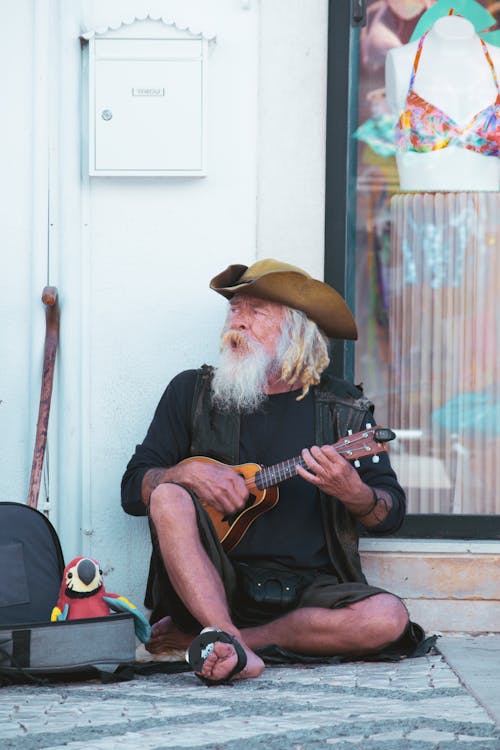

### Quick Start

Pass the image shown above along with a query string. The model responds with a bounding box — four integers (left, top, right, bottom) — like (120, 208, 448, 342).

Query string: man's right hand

(176, 459, 249, 514)
(144, 461, 249, 516)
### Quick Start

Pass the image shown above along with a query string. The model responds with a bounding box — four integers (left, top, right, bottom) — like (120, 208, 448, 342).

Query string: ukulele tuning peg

(354, 459, 360, 468)
(366, 423, 372, 429)
(372, 455, 380, 463)
(347, 429, 352, 435)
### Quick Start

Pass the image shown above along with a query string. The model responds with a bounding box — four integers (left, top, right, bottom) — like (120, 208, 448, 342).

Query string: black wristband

(357, 488, 378, 518)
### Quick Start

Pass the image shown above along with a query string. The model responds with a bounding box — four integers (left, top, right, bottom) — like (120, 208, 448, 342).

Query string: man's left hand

(297, 445, 374, 515)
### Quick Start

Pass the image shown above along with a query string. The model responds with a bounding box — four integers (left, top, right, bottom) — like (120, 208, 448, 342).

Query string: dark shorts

(146, 486, 426, 658)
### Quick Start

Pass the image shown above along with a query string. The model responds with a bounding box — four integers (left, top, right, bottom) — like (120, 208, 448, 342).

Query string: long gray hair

(277, 307, 330, 399)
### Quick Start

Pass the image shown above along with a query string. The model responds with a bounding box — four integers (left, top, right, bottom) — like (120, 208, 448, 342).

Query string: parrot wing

(103, 595, 151, 644)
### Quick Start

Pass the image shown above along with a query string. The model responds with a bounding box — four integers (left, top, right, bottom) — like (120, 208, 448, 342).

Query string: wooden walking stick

(27, 286, 59, 510)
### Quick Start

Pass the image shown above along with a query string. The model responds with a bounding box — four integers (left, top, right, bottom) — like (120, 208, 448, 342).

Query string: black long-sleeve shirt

(121, 369, 406, 569)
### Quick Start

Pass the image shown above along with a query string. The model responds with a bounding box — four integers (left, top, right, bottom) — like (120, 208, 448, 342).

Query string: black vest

(189, 366, 375, 583)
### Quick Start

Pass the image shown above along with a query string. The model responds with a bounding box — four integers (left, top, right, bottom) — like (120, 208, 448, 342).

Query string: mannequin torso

(385, 15, 500, 191)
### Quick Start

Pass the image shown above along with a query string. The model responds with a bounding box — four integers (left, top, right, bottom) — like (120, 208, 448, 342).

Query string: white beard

(211, 330, 275, 413)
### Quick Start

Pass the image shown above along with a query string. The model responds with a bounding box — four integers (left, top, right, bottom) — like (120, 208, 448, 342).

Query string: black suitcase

(0, 502, 136, 683)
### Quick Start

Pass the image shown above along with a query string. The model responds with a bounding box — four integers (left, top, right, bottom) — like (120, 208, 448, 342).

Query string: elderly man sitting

(121, 259, 424, 685)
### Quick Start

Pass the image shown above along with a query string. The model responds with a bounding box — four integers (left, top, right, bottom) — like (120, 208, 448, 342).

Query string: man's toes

(201, 643, 237, 679)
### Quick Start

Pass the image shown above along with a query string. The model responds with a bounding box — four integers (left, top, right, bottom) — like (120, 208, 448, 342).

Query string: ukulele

(180, 426, 396, 552)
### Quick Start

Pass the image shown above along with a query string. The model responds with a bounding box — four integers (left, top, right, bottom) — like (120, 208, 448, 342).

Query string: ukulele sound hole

(245, 493, 257, 509)
(222, 494, 257, 524)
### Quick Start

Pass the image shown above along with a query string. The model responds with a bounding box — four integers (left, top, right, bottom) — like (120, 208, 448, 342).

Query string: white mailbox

(81, 18, 215, 176)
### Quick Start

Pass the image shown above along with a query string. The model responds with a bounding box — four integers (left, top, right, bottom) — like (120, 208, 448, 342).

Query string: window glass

(351, 0, 500, 515)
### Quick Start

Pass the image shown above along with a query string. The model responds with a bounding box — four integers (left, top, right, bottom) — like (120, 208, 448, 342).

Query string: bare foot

(146, 616, 192, 654)
(197, 638, 264, 683)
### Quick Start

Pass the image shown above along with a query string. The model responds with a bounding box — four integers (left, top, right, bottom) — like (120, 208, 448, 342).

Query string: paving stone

(364, 731, 406, 741)
(406, 728, 456, 741)
(1, 651, 499, 750)
(326, 737, 365, 745)
(456, 735, 500, 743)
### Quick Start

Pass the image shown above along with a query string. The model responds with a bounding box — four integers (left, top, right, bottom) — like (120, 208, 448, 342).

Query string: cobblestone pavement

(1, 648, 500, 750)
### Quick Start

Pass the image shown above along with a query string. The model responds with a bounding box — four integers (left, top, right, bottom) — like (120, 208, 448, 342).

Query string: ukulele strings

(244, 430, 379, 489)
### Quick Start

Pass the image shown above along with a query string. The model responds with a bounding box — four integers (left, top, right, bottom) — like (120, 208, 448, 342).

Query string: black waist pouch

(234, 562, 315, 612)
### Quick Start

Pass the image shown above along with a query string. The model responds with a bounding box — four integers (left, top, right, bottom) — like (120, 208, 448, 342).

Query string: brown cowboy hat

(210, 258, 358, 340)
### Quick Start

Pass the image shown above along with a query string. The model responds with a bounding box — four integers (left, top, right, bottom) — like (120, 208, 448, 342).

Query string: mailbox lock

(101, 109, 113, 121)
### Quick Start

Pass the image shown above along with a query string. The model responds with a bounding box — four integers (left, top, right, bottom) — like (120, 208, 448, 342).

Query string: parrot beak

(77, 558, 98, 586)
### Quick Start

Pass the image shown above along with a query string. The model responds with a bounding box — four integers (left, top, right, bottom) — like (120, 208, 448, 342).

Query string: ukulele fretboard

(255, 457, 306, 491)
(253, 428, 393, 492)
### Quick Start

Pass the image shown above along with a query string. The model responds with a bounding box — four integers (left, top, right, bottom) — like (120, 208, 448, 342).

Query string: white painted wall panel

(257, 0, 328, 278)
(0, 0, 38, 506)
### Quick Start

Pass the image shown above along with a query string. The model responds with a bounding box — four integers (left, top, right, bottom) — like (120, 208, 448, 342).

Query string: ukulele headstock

(335, 425, 396, 466)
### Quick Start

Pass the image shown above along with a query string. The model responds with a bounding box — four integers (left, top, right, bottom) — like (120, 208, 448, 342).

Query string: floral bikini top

(395, 32, 500, 156)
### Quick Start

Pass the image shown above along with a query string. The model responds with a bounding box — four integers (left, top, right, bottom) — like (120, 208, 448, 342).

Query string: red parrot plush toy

(51, 556, 151, 643)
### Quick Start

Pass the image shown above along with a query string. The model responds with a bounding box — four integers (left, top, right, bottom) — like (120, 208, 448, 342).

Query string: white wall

(257, 1, 328, 272)
(0, 0, 328, 613)
(0, 0, 38, 508)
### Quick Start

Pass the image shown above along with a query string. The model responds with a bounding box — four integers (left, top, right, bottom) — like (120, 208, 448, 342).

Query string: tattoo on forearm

(142, 468, 169, 505)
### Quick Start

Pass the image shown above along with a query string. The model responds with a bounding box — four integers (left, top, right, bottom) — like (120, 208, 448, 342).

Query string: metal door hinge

(351, 0, 366, 27)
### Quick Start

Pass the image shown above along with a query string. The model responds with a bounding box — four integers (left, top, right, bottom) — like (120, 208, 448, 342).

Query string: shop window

(326, 0, 500, 536)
